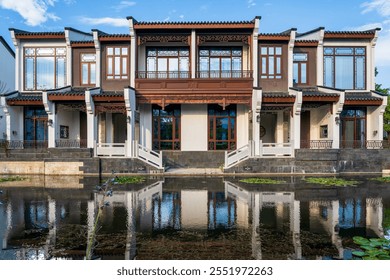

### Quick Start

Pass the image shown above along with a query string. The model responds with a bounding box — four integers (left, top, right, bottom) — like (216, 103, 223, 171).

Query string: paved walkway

(165, 168, 223, 175)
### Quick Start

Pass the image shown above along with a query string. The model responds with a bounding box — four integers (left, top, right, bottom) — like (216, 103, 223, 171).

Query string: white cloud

(79, 16, 128, 27)
(0, 0, 60, 26)
(346, 22, 383, 31)
(164, 16, 170, 22)
(179, 14, 184, 19)
(64, 0, 76, 4)
(248, 0, 256, 8)
(361, 0, 390, 16)
(112, 1, 136, 11)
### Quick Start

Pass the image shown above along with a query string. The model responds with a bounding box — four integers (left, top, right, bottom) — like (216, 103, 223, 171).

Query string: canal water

(0, 176, 389, 260)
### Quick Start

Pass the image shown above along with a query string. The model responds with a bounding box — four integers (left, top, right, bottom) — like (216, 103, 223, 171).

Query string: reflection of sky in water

(153, 193, 180, 230)
(208, 192, 235, 229)
(339, 199, 363, 229)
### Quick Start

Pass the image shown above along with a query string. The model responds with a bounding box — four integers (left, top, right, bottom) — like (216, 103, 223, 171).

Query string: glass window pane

(25, 48, 35, 55)
(25, 57, 34, 90)
(324, 56, 333, 87)
(232, 49, 242, 56)
(275, 47, 282, 55)
(169, 58, 179, 71)
(147, 49, 156, 56)
(293, 63, 298, 85)
(37, 48, 54, 56)
(335, 56, 353, 89)
(107, 57, 113, 74)
(179, 57, 189, 71)
(269, 47, 274, 55)
(268, 56, 274, 75)
(210, 58, 220, 71)
(115, 57, 120, 75)
(56, 57, 66, 88)
(230, 118, 235, 139)
(122, 47, 128, 55)
(199, 57, 209, 71)
(199, 49, 209, 56)
(261, 57, 267, 74)
(82, 63, 89, 84)
(232, 57, 242, 71)
(355, 48, 365, 55)
(179, 49, 189, 56)
(114, 48, 120, 55)
(261, 47, 268, 55)
(324, 48, 334, 55)
(122, 57, 127, 74)
(107, 47, 113, 55)
(355, 57, 365, 89)
(36, 57, 55, 89)
(276, 57, 281, 74)
(90, 63, 96, 84)
(56, 48, 66, 55)
(147, 57, 156, 72)
(293, 53, 307, 61)
(335, 48, 353, 55)
(301, 63, 307, 84)
(82, 53, 96, 62)
(157, 58, 168, 71)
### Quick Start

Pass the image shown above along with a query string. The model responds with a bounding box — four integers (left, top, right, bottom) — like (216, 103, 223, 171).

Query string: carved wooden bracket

(138, 35, 190, 45)
(198, 34, 249, 45)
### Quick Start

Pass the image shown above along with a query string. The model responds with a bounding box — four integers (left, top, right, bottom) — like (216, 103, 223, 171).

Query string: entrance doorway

(341, 107, 366, 148)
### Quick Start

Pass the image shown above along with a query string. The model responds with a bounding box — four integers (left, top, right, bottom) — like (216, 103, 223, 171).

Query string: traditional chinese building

(0, 17, 387, 171)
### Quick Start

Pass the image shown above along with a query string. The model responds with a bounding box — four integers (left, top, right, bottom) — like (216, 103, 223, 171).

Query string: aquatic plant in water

(0, 176, 24, 183)
(352, 236, 390, 260)
(303, 177, 360, 186)
(239, 178, 286, 184)
(114, 176, 145, 184)
(370, 177, 390, 183)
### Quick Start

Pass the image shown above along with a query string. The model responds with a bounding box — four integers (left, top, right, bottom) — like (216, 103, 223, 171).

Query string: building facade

(0, 17, 387, 170)
(0, 36, 15, 141)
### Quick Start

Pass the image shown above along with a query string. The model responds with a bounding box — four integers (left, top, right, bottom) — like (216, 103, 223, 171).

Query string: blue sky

(0, 0, 389, 88)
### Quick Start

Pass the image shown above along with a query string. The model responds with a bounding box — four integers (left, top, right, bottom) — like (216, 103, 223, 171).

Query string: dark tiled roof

(7, 93, 42, 101)
(134, 19, 256, 25)
(300, 87, 339, 97)
(259, 33, 290, 37)
(48, 88, 86, 96)
(295, 39, 318, 43)
(71, 40, 94, 44)
(93, 91, 124, 97)
(262, 92, 291, 98)
(10, 28, 65, 36)
(324, 29, 379, 35)
(99, 34, 131, 38)
(345, 92, 383, 101)
(0, 36, 15, 57)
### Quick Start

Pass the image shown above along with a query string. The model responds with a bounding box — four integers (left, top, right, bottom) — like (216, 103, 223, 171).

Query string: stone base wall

(163, 151, 225, 168)
(225, 149, 390, 174)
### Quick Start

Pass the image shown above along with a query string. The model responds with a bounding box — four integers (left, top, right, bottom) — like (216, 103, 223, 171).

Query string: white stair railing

(134, 141, 163, 169)
(260, 141, 294, 157)
(94, 141, 126, 157)
(224, 141, 254, 169)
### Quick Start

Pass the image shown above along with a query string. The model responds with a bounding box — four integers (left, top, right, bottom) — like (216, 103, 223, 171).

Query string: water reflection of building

(0, 179, 387, 260)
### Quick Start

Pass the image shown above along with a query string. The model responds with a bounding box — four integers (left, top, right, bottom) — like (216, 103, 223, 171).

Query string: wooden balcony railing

(136, 70, 253, 79)
(136, 71, 190, 79)
(196, 70, 253, 79)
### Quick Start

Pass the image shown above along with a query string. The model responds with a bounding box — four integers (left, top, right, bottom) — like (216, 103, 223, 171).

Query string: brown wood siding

(259, 44, 288, 92)
(72, 47, 95, 87)
(101, 42, 131, 91)
(293, 46, 317, 87)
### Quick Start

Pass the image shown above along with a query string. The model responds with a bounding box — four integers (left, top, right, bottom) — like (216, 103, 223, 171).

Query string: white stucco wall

(181, 190, 208, 230)
(57, 110, 80, 140)
(181, 104, 208, 151)
(139, 104, 152, 149)
(309, 106, 331, 141)
(367, 106, 382, 141)
(6, 106, 23, 141)
(236, 104, 249, 148)
(0, 40, 15, 94)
